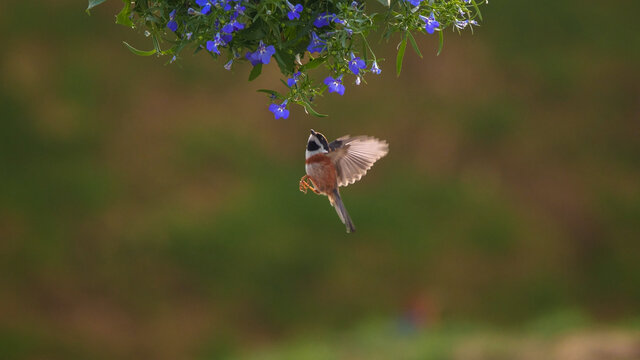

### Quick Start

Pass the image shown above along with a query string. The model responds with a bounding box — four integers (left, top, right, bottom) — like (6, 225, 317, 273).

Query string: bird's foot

(299, 175, 321, 195)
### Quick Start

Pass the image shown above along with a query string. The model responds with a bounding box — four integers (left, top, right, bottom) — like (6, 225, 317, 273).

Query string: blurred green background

(1, 0, 640, 359)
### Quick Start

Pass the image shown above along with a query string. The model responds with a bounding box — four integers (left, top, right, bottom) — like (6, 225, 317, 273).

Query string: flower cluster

(90, 0, 485, 119)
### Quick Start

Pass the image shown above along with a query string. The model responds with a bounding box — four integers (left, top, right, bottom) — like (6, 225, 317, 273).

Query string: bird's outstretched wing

(328, 136, 389, 187)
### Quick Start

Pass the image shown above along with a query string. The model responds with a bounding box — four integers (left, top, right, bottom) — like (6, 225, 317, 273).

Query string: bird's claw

(299, 175, 320, 194)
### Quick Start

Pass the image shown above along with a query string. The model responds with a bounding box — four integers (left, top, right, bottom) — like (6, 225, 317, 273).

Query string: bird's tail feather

(330, 189, 355, 233)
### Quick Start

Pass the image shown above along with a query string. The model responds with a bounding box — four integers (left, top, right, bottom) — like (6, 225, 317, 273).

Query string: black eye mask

(307, 141, 320, 151)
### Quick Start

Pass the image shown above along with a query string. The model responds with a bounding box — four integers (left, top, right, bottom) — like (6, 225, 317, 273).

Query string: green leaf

(248, 64, 263, 81)
(242, 19, 267, 41)
(151, 34, 162, 55)
(376, 0, 391, 6)
(122, 41, 157, 56)
(257, 89, 281, 98)
(300, 101, 328, 117)
(115, 0, 134, 28)
(396, 33, 407, 77)
(257, 89, 286, 101)
(471, 0, 483, 21)
(407, 31, 422, 58)
(382, 28, 394, 40)
(300, 57, 326, 71)
(274, 50, 295, 75)
(437, 31, 444, 56)
(86, 0, 107, 14)
(316, 84, 328, 95)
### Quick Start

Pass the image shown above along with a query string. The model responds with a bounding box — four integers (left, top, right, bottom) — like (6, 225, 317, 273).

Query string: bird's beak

(310, 129, 316, 135)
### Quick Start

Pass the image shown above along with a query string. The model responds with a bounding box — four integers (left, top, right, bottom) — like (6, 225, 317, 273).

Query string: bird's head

(307, 129, 329, 157)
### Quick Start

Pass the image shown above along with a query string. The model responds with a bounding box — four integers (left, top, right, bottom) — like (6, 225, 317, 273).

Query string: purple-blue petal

(313, 12, 331, 27)
(206, 41, 219, 54)
(269, 103, 289, 120)
(324, 76, 345, 95)
(260, 53, 271, 64)
(246, 51, 261, 66)
(266, 45, 276, 56)
(222, 23, 234, 33)
(348, 57, 366, 74)
(259, 45, 276, 63)
(371, 61, 381, 74)
(426, 22, 438, 34)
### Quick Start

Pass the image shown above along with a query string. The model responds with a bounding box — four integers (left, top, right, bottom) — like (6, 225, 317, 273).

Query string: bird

(299, 129, 389, 233)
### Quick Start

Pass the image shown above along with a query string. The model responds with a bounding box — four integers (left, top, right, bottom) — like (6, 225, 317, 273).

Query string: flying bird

(299, 129, 389, 233)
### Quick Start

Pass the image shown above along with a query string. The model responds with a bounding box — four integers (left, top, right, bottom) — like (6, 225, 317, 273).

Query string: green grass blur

(1, 0, 639, 359)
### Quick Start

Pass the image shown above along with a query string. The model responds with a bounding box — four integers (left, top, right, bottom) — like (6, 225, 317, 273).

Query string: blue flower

(206, 33, 227, 55)
(245, 51, 260, 66)
(246, 41, 276, 65)
(454, 19, 479, 29)
(218, 0, 232, 11)
(196, 0, 212, 15)
(221, 33, 233, 43)
(406, 0, 422, 6)
(167, 9, 178, 32)
(307, 32, 326, 53)
(269, 100, 290, 119)
(351, 1, 359, 8)
(348, 52, 366, 75)
(287, 71, 301, 87)
(419, 14, 440, 34)
(313, 12, 334, 27)
(245, 53, 259, 66)
(286, 1, 303, 20)
(333, 17, 346, 25)
(324, 75, 345, 95)
(371, 60, 381, 75)
(222, 18, 245, 33)
(224, 59, 233, 70)
(234, 3, 246, 14)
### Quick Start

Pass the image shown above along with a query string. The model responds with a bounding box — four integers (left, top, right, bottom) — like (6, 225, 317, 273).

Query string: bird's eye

(307, 141, 320, 151)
